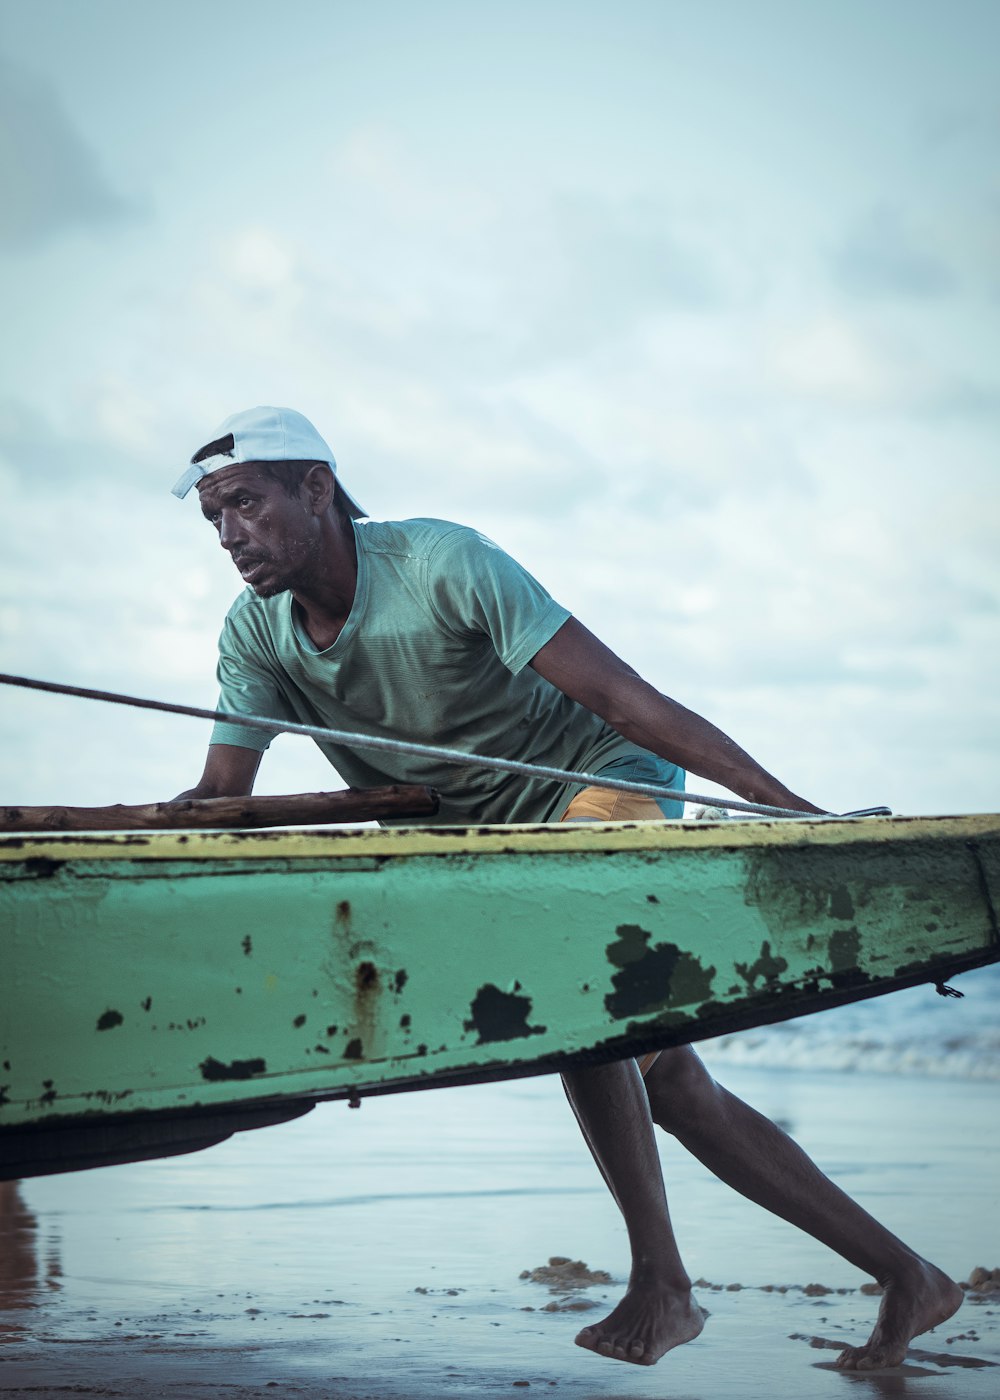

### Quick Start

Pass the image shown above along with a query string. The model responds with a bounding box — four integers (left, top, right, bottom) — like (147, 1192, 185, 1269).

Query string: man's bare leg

(644, 1047, 963, 1369)
(560, 1061, 705, 1365)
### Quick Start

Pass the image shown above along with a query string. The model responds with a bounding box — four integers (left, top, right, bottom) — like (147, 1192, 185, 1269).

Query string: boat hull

(2, 814, 997, 1176)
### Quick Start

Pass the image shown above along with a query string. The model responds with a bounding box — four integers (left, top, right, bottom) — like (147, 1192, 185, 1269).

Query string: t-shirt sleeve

(426, 528, 571, 674)
(210, 614, 296, 751)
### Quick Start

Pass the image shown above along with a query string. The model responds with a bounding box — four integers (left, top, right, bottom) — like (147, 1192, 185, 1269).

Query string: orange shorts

(561, 783, 666, 1078)
(561, 786, 670, 822)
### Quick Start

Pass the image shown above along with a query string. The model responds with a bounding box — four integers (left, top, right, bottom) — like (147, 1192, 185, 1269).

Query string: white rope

(0, 672, 889, 821)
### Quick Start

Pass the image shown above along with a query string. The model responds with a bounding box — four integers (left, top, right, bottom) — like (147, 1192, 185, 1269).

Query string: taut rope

(0, 672, 890, 822)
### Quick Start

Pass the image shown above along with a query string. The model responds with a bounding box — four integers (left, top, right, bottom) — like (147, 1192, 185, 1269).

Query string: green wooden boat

(1, 813, 997, 1179)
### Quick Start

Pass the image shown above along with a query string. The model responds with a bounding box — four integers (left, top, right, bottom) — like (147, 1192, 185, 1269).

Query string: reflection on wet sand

(2, 1071, 998, 1399)
(0, 1178, 61, 1312)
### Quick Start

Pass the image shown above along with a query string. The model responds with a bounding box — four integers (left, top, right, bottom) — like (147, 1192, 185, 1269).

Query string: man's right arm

(174, 744, 263, 801)
(531, 618, 825, 814)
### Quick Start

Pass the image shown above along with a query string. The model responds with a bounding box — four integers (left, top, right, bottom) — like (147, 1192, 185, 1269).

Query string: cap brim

(338, 480, 367, 518)
(171, 463, 205, 498)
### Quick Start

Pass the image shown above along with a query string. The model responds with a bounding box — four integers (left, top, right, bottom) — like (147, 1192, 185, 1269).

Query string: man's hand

(173, 744, 263, 801)
(530, 619, 825, 815)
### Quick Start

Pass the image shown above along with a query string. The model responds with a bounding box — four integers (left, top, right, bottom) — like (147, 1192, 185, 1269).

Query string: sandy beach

(2, 1063, 998, 1400)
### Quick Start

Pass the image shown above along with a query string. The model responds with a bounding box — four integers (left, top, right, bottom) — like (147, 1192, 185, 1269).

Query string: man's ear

(303, 463, 336, 515)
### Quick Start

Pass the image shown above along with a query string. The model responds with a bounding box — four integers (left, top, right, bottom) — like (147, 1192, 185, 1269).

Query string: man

(174, 405, 961, 1371)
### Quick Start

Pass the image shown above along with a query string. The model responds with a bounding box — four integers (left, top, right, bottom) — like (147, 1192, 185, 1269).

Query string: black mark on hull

(828, 926, 861, 974)
(96, 1009, 124, 1031)
(24, 857, 63, 879)
(463, 984, 546, 1045)
(734, 940, 789, 990)
(199, 1056, 266, 1082)
(605, 925, 716, 1019)
(827, 927, 870, 989)
(829, 885, 855, 921)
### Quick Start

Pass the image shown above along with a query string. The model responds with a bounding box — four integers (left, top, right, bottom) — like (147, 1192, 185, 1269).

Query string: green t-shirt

(210, 517, 637, 824)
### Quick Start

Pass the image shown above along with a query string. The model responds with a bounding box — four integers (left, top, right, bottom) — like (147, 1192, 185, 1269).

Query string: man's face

(197, 463, 322, 598)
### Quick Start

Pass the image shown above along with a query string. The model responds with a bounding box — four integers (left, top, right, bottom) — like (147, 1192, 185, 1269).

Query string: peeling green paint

(0, 815, 997, 1154)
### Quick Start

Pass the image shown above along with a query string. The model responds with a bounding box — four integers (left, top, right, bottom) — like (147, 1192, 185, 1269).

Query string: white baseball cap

(172, 405, 367, 518)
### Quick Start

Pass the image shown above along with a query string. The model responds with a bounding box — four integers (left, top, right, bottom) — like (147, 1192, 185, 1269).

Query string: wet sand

(2, 1065, 998, 1399)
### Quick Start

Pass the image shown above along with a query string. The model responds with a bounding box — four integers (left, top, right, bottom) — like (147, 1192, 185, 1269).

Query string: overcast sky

(1, 0, 997, 816)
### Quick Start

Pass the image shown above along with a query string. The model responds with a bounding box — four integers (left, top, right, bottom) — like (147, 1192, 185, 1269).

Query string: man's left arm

(530, 618, 824, 815)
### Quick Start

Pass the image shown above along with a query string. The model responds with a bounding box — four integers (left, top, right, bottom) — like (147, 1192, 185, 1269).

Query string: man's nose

(218, 509, 248, 552)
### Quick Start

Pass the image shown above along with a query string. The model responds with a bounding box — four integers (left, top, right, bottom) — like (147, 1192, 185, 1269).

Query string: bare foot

(574, 1281, 705, 1366)
(836, 1261, 963, 1370)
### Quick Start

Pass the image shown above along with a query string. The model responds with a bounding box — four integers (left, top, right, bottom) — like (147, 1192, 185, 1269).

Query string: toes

(836, 1345, 904, 1372)
(597, 1339, 629, 1360)
(579, 1329, 642, 1363)
(857, 1350, 903, 1371)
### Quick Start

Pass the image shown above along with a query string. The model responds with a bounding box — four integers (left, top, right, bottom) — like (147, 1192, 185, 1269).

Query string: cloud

(914, 102, 1000, 152)
(0, 53, 133, 251)
(321, 127, 727, 371)
(225, 228, 300, 296)
(768, 314, 910, 408)
(508, 191, 722, 359)
(0, 412, 238, 746)
(555, 192, 721, 309)
(830, 205, 956, 300)
(0, 393, 165, 488)
(761, 312, 1000, 420)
